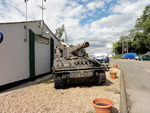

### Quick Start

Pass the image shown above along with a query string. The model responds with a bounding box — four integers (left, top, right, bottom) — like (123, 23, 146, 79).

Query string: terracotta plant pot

(110, 72, 117, 79)
(113, 64, 118, 68)
(93, 98, 113, 113)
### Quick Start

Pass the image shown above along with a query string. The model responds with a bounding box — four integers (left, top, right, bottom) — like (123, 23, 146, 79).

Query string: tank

(52, 41, 106, 89)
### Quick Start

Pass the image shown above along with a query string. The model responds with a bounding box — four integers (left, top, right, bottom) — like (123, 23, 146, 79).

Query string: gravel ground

(0, 67, 121, 113)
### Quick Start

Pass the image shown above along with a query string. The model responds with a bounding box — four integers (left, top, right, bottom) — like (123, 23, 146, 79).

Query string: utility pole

(122, 41, 124, 55)
(127, 41, 129, 53)
(24, 0, 28, 42)
(39, 0, 46, 35)
(41, 0, 44, 32)
(25, 0, 28, 22)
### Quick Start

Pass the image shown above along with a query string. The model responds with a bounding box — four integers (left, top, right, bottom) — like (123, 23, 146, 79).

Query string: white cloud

(105, 0, 113, 3)
(81, 0, 88, 2)
(0, 0, 149, 55)
(92, 14, 132, 28)
(111, 0, 149, 16)
(87, 1, 104, 10)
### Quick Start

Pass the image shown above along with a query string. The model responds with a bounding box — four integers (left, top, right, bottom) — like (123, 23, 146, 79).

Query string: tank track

(54, 71, 106, 89)
(94, 71, 106, 85)
(54, 75, 64, 89)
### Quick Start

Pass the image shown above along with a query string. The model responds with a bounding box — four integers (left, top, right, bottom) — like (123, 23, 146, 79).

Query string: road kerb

(120, 69, 128, 113)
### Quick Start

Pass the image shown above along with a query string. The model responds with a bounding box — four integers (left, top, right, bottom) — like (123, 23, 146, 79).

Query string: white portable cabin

(0, 20, 60, 90)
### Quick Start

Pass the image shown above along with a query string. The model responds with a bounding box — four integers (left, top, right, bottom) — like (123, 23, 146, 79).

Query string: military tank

(52, 41, 106, 89)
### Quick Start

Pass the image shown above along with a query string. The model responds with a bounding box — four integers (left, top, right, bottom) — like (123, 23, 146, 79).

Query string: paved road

(111, 59, 150, 113)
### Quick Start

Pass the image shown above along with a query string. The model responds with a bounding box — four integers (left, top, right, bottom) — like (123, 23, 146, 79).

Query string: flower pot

(110, 72, 117, 79)
(93, 98, 113, 113)
(113, 64, 118, 68)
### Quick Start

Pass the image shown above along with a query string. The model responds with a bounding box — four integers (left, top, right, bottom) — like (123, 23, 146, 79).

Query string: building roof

(0, 20, 41, 25)
(0, 20, 61, 44)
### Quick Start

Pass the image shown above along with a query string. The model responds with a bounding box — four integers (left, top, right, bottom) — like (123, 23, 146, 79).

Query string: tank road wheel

(54, 75, 63, 89)
(94, 71, 106, 85)
(98, 72, 106, 85)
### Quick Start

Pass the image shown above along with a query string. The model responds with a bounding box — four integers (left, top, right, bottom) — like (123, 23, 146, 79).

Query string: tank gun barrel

(70, 41, 90, 54)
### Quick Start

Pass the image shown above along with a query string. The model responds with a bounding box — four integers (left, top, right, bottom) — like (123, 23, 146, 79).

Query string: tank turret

(69, 41, 89, 54)
(55, 41, 89, 58)
(53, 41, 106, 89)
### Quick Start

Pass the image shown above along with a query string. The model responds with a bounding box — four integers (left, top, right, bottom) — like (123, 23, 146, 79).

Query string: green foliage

(112, 41, 122, 54)
(112, 5, 150, 54)
(55, 24, 67, 42)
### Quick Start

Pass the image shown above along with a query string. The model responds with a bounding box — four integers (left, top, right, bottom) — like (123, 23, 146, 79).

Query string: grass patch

(112, 54, 123, 59)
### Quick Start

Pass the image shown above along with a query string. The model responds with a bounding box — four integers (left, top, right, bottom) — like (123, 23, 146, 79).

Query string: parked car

(122, 53, 137, 59)
(122, 55, 135, 59)
(138, 55, 150, 61)
(95, 56, 109, 63)
(134, 56, 140, 60)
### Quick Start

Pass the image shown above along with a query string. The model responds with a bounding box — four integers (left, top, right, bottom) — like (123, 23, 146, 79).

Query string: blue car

(122, 55, 134, 59)
(95, 56, 109, 63)
(122, 53, 137, 59)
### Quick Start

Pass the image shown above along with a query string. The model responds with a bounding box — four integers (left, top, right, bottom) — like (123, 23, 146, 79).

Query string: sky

(0, 0, 149, 56)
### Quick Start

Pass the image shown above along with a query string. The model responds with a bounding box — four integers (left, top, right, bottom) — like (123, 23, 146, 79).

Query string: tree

(55, 24, 67, 42)
(131, 32, 147, 53)
(134, 5, 150, 51)
(112, 35, 132, 54)
(112, 5, 150, 54)
(112, 41, 122, 54)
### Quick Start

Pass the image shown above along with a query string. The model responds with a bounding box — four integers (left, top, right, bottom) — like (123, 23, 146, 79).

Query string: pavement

(112, 59, 150, 113)
(110, 62, 128, 113)
(1, 74, 53, 93)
